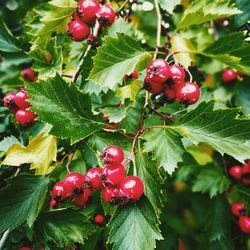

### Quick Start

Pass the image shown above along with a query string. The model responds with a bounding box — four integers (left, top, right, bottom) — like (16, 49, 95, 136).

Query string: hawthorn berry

(241, 163, 250, 186)
(239, 216, 250, 234)
(169, 65, 186, 83)
(94, 214, 104, 224)
(50, 198, 57, 208)
(84, 167, 103, 190)
(77, 0, 100, 24)
(96, 5, 116, 26)
(229, 165, 242, 180)
(124, 70, 139, 80)
(72, 188, 92, 207)
(21, 68, 37, 82)
(63, 172, 85, 196)
(119, 176, 144, 201)
(14, 89, 30, 109)
(102, 164, 125, 187)
(15, 109, 36, 125)
(222, 68, 237, 84)
(164, 85, 176, 101)
(100, 145, 124, 166)
(3, 92, 18, 113)
(51, 182, 67, 202)
(175, 82, 200, 105)
(146, 59, 170, 84)
(231, 202, 246, 217)
(68, 20, 90, 41)
(144, 76, 164, 94)
(18, 247, 32, 250)
(102, 186, 120, 205)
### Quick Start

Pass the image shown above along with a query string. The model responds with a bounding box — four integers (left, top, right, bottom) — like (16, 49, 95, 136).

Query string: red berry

(68, 20, 90, 41)
(94, 214, 104, 224)
(15, 109, 36, 125)
(222, 69, 237, 84)
(3, 92, 18, 113)
(63, 172, 85, 197)
(229, 165, 242, 180)
(124, 70, 139, 80)
(176, 82, 200, 105)
(100, 146, 124, 166)
(96, 5, 116, 26)
(18, 247, 32, 250)
(231, 202, 246, 217)
(146, 59, 170, 84)
(21, 68, 37, 82)
(239, 216, 250, 234)
(144, 76, 164, 94)
(102, 164, 125, 187)
(77, 0, 100, 24)
(71, 11, 82, 22)
(50, 198, 57, 208)
(102, 186, 120, 204)
(51, 182, 67, 202)
(164, 85, 176, 101)
(84, 167, 103, 190)
(241, 163, 250, 186)
(14, 89, 30, 109)
(72, 188, 92, 207)
(119, 176, 144, 201)
(169, 65, 186, 82)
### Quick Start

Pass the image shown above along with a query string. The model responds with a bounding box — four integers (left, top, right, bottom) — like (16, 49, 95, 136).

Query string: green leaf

(88, 33, 152, 90)
(26, 75, 103, 144)
(29, 38, 63, 78)
(192, 166, 230, 198)
(37, 209, 96, 247)
(100, 106, 126, 123)
(136, 150, 164, 209)
(0, 17, 21, 52)
(235, 82, 250, 117)
(143, 128, 185, 175)
(0, 136, 20, 156)
(175, 102, 250, 163)
(177, 0, 241, 30)
(107, 197, 162, 250)
(159, 0, 181, 14)
(0, 175, 49, 234)
(232, 0, 250, 28)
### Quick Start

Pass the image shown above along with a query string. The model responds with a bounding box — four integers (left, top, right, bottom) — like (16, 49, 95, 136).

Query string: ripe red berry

(77, 0, 100, 24)
(72, 188, 92, 207)
(50, 198, 57, 208)
(229, 165, 242, 180)
(102, 186, 120, 204)
(169, 65, 186, 82)
(124, 70, 139, 80)
(68, 20, 90, 41)
(119, 176, 144, 201)
(102, 164, 125, 187)
(96, 5, 116, 26)
(241, 163, 250, 186)
(71, 11, 81, 22)
(15, 109, 36, 125)
(239, 216, 250, 234)
(18, 247, 32, 250)
(164, 85, 176, 101)
(63, 172, 85, 197)
(175, 82, 200, 105)
(14, 89, 30, 109)
(100, 146, 124, 166)
(51, 182, 67, 202)
(222, 69, 237, 84)
(21, 68, 37, 82)
(146, 59, 170, 84)
(84, 167, 103, 190)
(94, 214, 104, 224)
(144, 76, 164, 94)
(3, 92, 18, 113)
(231, 202, 246, 217)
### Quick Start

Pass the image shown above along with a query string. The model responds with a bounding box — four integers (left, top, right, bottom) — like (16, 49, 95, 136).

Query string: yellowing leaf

(2, 133, 57, 175)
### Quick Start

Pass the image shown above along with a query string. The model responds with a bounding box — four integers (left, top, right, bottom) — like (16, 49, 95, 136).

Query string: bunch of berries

(222, 68, 245, 85)
(50, 145, 144, 209)
(68, 0, 116, 42)
(231, 202, 250, 234)
(229, 160, 250, 186)
(144, 59, 200, 105)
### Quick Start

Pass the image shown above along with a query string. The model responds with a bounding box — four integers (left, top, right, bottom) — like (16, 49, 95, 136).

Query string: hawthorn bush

(0, 0, 250, 249)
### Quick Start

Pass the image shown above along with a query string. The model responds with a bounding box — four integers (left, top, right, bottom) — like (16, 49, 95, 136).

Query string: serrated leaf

(100, 106, 126, 123)
(232, 0, 250, 28)
(26, 75, 103, 144)
(159, 0, 181, 14)
(37, 209, 96, 247)
(192, 166, 230, 198)
(88, 33, 152, 90)
(235, 82, 250, 117)
(2, 132, 57, 175)
(177, 0, 241, 29)
(107, 197, 162, 250)
(0, 136, 20, 156)
(143, 128, 185, 175)
(0, 175, 49, 233)
(29, 38, 63, 78)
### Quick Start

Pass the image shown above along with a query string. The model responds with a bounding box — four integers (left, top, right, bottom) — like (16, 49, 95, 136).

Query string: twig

(147, 105, 175, 122)
(118, 0, 129, 13)
(65, 144, 77, 173)
(153, 0, 162, 59)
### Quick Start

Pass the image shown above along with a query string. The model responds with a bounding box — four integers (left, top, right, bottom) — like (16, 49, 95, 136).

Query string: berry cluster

(51, 146, 144, 209)
(229, 160, 250, 186)
(222, 68, 245, 85)
(231, 202, 250, 234)
(144, 59, 200, 105)
(68, 0, 116, 42)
